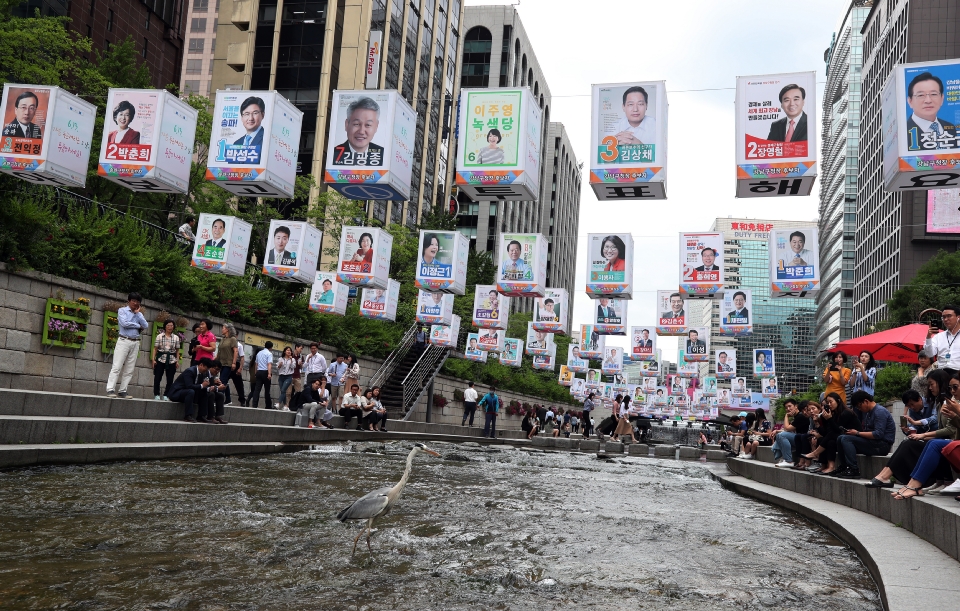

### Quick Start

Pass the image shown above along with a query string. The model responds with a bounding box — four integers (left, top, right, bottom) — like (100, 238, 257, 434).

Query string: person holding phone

(822, 351, 851, 407)
(924, 305, 960, 375)
(848, 350, 878, 397)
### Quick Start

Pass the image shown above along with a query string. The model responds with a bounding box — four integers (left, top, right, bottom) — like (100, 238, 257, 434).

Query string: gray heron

(337, 443, 440, 554)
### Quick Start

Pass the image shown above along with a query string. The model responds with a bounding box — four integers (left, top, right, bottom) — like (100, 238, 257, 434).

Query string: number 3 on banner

(599, 136, 619, 162)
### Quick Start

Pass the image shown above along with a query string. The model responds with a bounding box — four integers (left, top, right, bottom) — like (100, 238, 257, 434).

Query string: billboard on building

(416, 290, 454, 325)
(206, 90, 302, 198)
(926, 189, 960, 233)
(455, 87, 541, 201)
(768, 227, 820, 296)
(753, 349, 776, 378)
(525, 322, 554, 356)
(567, 344, 589, 373)
(414, 230, 469, 294)
(472, 284, 509, 329)
(359, 279, 400, 321)
(430, 315, 460, 347)
(190, 213, 252, 276)
(500, 338, 522, 367)
(578, 324, 606, 360)
(97, 88, 198, 193)
(496, 233, 548, 296)
(735, 71, 818, 197)
(656, 290, 687, 335)
(308, 271, 349, 315)
(0, 83, 96, 187)
(585, 233, 634, 298)
(262, 220, 322, 284)
(477, 328, 506, 352)
(336, 226, 393, 287)
(630, 326, 656, 361)
(532, 288, 568, 333)
(719, 289, 753, 335)
(679, 232, 724, 297)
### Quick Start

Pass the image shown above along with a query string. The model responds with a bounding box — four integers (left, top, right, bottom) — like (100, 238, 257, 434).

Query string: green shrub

(875, 363, 914, 404)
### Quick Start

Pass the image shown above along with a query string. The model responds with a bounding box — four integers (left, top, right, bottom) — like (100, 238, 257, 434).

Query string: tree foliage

(874, 363, 914, 405)
(887, 249, 960, 326)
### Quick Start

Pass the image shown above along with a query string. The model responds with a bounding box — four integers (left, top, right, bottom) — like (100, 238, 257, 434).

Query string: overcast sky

(466, 0, 847, 361)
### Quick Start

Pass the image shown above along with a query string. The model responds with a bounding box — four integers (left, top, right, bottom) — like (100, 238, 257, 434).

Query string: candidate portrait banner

(926, 189, 960, 233)
(683, 327, 709, 362)
(585, 233, 634, 298)
(472, 285, 509, 329)
(601, 347, 623, 376)
(309, 271, 348, 315)
(762, 377, 780, 398)
(415, 230, 469, 294)
(532, 344, 556, 371)
(359, 280, 400, 321)
(719, 289, 753, 335)
(585, 368, 602, 388)
(499, 338, 522, 367)
(558, 365, 574, 387)
(532, 288, 568, 334)
(430, 315, 460, 347)
(525, 322, 554, 356)
(190, 213, 251, 276)
(731, 376, 750, 397)
(477, 328, 505, 352)
(590, 81, 668, 200)
(770, 227, 820, 296)
(570, 377, 586, 396)
(754, 349, 776, 378)
(656, 290, 687, 335)
(578, 324, 606, 360)
(735, 71, 818, 198)
(337, 226, 393, 287)
(679, 232, 724, 297)
(496, 233, 547, 296)
(567, 344, 589, 373)
(630, 326, 657, 361)
(464, 332, 487, 362)
(416, 290, 454, 325)
(702, 376, 718, 397)
(715, 348, 737, 379)
(593, 297, 627, 335)
(262, 220, 322, 284)
(676, 349, 699, 378)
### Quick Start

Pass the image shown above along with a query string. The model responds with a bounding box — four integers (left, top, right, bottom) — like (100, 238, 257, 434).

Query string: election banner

(677, 349, 700, 378)
(0, 83, 96, 187)
(359, 279, 400, 321)
(656, 290, 687, 336)
(679, 232, 724, 297)
(308, 271, 348, 315)
(532, 288, 568, 334)
(762, 377, 780, 398)
(586, 368, 602, 388)
(601, 347, 623, 376)
(430, 315, 460, 347)
(630, 326, 657, 361)
(585, 233, 634, 298)
(735, 71, 818, 198)
(731, 376, 750, 396)
(558, 365, 574, 386)
(337, 226, 393, 287)
(567, 344, 589, 373)
(262, 220, 322, 284)
(97, 88, 198, 194)
(683, 327, 709, 362)
(715, 348, 737, 379)
(464, 333, 487, 362)
(455, 87, 541, 201)
(720, 289, 753, 335)
(590, 81, 668, 200)
(578, 324, 606, 360)
(754, 349, 776, 378)
(926, 189, 960, 233)
(570, 377, 586, 396)
(414, 230, 469, 294)
(324, 90, 416, 201)
(882, 59, 960, 192)
(190, 214, 251, 276)
(477, 328, 505, 352)
(702, 376, 718, 397)
(472, 285, 509, 329)
(496, 233, 548, 296)
(668, 375, 688, 397)
(532, 345, 556, 371)
(525, 322, 554, 356)
(416, 290, 454, 325)
(499, 338, 522, 367)
(770, 227, 820, 296)
(593, 297, 626, 335)
(639, 353, 660, 378)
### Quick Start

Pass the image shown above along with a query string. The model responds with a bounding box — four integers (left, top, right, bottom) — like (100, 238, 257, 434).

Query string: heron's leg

(366, 517, 374, 551)
(352, 524, 365, 556)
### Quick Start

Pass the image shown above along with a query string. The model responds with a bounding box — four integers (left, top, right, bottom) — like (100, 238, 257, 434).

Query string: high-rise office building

(211, 0, 464, 227)
(815, 1, 871, 355)
(704, 218, 818, 394)
(455, 5, 581, 311)
(855, 0, 960, 334)
(181, 0, 220, 96)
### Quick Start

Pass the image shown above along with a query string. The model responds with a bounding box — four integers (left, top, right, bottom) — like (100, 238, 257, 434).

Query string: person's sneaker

(806, 462, 822, 472)
(106, 390, 117, 397)
(738, 452, 748, 458)
(837, 469, 862, 479)
(775, 460, 794, 468)
(745, 453, 754, 460)
(163, 396, 170, 401)
(154, 395, 162, 401)
(925, 483, 946, 494)
(281, 407, 290, 412)
(308, 423, 315, 428)
(118, 391, 128, 399)
(225, 401, 233, 406)
(940, 478, 960, 494)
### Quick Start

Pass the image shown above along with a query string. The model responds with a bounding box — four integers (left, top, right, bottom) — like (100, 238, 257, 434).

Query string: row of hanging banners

(5, 57, 960, 196)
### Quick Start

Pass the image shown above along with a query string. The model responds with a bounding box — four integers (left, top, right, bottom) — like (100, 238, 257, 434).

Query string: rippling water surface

(0, 442, 881, 610)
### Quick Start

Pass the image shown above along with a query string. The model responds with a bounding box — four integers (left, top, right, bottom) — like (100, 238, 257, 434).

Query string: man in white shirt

(232, 340, 247, 406)
(250, 342, 274, 409)
(326, 355, 348, 407)
(925, 305, 960, 373)
(461, 381, 479, 426)
(609, 86, 657, 146)
(178, 216, 196, 242)
(339, 383, 366, 429)
(302, 342, 328, 386)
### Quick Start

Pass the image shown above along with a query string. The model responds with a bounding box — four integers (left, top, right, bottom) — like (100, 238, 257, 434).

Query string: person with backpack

(479, 387, 501, 439)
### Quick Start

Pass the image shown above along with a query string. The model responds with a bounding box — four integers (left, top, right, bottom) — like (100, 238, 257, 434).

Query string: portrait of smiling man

(906, 71, 958, 150)
(333, 96, 385, 166)
(3, 90, 42, 140)
(232, 96, 265, 150)
(767, 84, 807, 143)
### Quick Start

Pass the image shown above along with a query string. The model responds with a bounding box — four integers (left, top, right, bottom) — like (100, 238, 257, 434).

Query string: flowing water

(0, 442, 881, 610)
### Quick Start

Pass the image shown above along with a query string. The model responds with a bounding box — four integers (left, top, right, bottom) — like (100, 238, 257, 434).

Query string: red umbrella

(828, 324, 929, 363)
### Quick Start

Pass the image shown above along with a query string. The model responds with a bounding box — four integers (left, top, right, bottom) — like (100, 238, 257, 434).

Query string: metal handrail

(368, 322, 420, 389)
(400, 344, 450, 420)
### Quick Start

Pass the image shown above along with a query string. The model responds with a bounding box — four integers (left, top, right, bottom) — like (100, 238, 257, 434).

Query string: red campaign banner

(744, 134, 806, 160)
(105, 143, 152, 162)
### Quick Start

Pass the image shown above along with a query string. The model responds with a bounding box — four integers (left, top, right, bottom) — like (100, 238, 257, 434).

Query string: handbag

(941, 440, 960, 471)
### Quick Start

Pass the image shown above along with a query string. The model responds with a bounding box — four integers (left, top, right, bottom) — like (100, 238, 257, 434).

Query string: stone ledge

(0, 442, 299, 468)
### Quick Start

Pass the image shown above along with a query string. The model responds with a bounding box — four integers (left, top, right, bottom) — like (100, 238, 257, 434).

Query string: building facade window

(193, 0, 209, 10)
(188, 38, 204, 53)
(186, 59, 203, 74)
(460, 26, 491, 87)
(107, 9, 113, 32)
(191, 18, 207, 32)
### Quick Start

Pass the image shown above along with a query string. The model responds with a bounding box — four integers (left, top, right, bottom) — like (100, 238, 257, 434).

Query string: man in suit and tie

(634, 328, 653, 352)
(597, 298, 617, 323)
(332, 96, 385, 166)
(727, 290, 749, 323)
(661, 292, 685, 320)
(3, 91, 42, 140)
(267, 225, 297, 266)
(204, 218, 227, 248)
(717, 351, 734, 373)
(685, 329, 706, 355)
(766, 84, 808, 143)
(694, 248, 719, 272)
(167, 357, 214, 423)
(905, 71, 959, 150)
(231, 96, 265, 163)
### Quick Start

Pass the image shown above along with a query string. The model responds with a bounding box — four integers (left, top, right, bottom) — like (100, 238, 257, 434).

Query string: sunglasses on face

(950, 384, 960, 391)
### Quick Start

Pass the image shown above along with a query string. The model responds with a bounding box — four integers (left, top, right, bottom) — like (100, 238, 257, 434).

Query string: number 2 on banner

(746, 142, 757, 158)
(599, 136, 618, 162)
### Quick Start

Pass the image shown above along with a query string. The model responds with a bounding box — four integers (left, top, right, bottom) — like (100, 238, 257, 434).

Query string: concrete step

(0, 442, 300, 468)
(754, 441, 890, 475)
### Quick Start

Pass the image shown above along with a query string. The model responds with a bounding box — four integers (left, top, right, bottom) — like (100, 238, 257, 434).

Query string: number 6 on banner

(599, 136, 619, 162)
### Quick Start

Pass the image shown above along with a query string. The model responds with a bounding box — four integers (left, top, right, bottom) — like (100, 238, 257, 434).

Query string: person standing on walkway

(217, 323, 239, 405)
(106, 292, 148, 398)
(326, 354, 348, 408)
(151, 320, 181, 400)
(343, 354, 361, 389)
(480, 387, 501, 439)
(250, 341, 274, 408)
(462, 381, 479, 426)
(924, 305, 960, 375)
(288, 343, 304, 406)
(581, 393, 596, 439)
(276, 346, 297, 410)
(193, 319, 217, 363)
(232, 338, 246, 406)
(302, 342, 327, 387)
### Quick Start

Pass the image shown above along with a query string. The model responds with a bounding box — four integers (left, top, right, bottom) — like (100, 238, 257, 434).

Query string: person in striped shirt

(476, 129, 505, 164)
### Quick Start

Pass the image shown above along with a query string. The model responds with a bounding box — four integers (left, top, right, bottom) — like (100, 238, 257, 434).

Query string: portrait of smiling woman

(108, 100, 140, 145)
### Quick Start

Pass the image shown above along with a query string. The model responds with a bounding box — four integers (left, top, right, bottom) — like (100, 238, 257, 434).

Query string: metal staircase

(369, 323, 450, 420)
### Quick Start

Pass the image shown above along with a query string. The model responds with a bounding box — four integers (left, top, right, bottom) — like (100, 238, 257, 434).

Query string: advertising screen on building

(882, 59, 960, 192)
(579, 324, 606, 360)
(601, 347, 623, 376)
(308, 271, 348, 315)
(414, 230, 469, 294)
(324, 90, 416, 201)
(656, 290, 687, 335)
(525, 322, 554, 356)
(754, 349, 776, 378)
(477, 328, 505, 352)
(589, 81, 668, 200)
(532, 288, 568, 333)
(585, 233, 634, 298)
(735, 71, 818, 198)
(926, 189, 960, 233)
(416, 290, 454, 325)
(720, 289, 753, 335)
(679, 232, 724, 297)
(190, 214, 251, 276)
(630, 326, 656, 361)
(500, 338, 522, 367)
(593, 297, 627, 335)
(567, 344, 589, 373)
(769, 227, 820, 296)
(430, 315, 460, 347)
(472, 284, 509, 329)
(496, 233, 547, 296)
(359, 279, 400, 321)
(262, 220, 322, 284)
(455, 87, 541, 201)
(206, 90, 302, 198)
(97, 88, 198, 194)
(337, 226, 393, 287)
(0, 83, 96, 187)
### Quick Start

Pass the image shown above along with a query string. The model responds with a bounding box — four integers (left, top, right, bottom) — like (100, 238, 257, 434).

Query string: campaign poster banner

(720, 289, 753, 335)
(359, 279, 400, 321)
(882, 60, 960, 191)
(579, 324, 606, 360)
(702, 376, 718, 397)
(416, 290, 454, 325)
(525, 322, 554, 356)
(762, 377, 780, 398)
(500, 338, 522, 367)
(601, 347, 623, 376)
(558, 365, 574, 386)
(497, 233, 547, 296)
(715, 348, 737, 379)
(337, 226, 392, 288)
(308, 271, 348, 315)
(533, 288, 568, 334)
(262, 220, 322, 284)
(589, 81, 668, 200)
(630, 326, 656, 361)
(680, 232, 723, 297)
(586, 368, 602, 388)
(754, 349, 776, 378)
(415, 230, 469, 294)
(683, 327, 709, 362)
(430, 315, 460, 348)
(656, 290, 687, 335)
(464, 333, 487, 362)
(735, 71, 818, 198)
(190, 214, 251, 276)
(639, 355, 660, 377)
(0, 84, 96, 187)
(570, 377, 586, 396)
(477, 328, 505, 352)
(324, 90, 416, 201)
(472, 285, 509, 329)
(731, 377, 750, 396)
(532, 344, 556, 371)
(676, 349, 699, 378)
(770, 227, 820, 295)
(99, 89, 157, 169)
(567, 344, 589, 373)
(927, 189, 960, 233)
(593, 297, 627, 335)
(641, 377, 657, 394)
(667, 375, 688, 396)
(585, 233, 634, 297)
(455, 88, 541, 201)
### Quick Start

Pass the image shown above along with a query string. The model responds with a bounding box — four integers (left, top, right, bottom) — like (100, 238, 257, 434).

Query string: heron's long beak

(423, 449, 441, 457)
